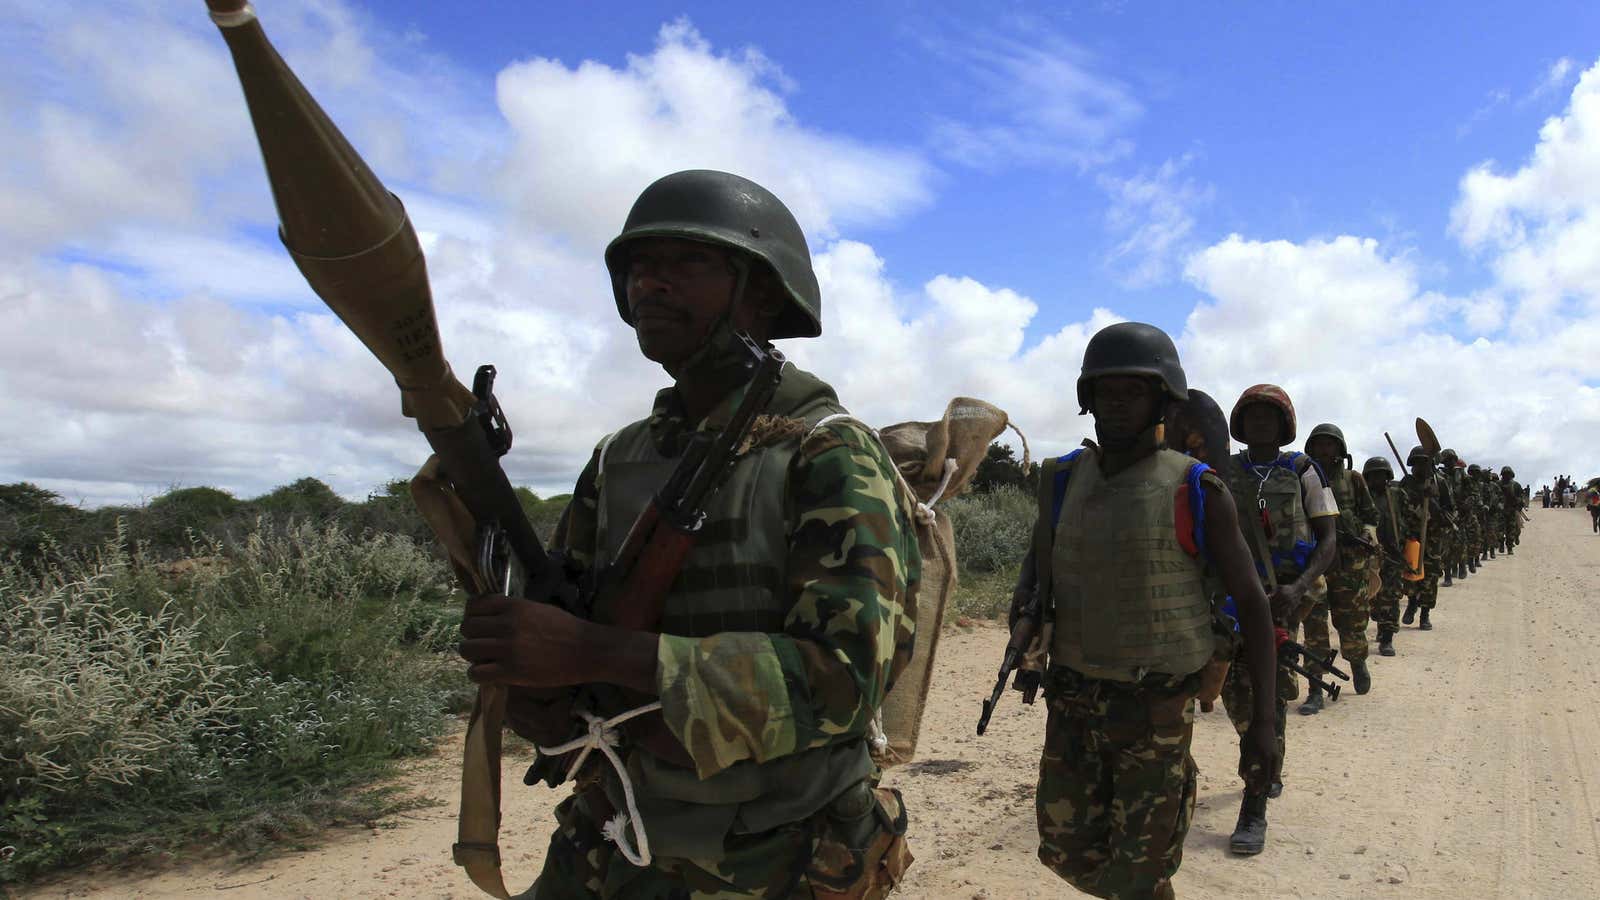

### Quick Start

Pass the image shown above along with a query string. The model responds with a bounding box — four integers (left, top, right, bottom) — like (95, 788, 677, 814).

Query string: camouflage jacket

(560, 372, 920, 779)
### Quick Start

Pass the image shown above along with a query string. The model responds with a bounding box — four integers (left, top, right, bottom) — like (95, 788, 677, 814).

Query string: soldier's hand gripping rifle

(205, 4, 781, 895)
(978, 549, 1041, 735)
(1274, 627, 1347, 701)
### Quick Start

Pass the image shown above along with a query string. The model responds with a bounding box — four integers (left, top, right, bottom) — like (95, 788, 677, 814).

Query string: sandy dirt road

(22, 508, 1600, 899)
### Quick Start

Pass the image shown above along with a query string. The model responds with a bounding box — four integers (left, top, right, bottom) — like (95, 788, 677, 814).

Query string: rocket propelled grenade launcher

(204, 0, 559, 603)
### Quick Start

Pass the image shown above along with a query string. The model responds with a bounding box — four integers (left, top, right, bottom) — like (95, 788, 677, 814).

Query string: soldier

(1446, 454, 1480, 580)
(1363, 458, 1407, 657)
(1480, 467, 1504, 561)
(1030, 323, 1278, 899)
(1298, 423, 1378, 713)
(1216, 385, 1338, 855)
(458, 171, 920, 898)
(1399, 446, 1447, 631)
(1465, 464, 1489, 570)
(1501, 466, 1525, 553)
(1434, 450, 1461, 587)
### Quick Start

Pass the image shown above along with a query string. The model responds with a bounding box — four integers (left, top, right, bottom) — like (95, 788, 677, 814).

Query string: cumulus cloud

(494, 19, 933, 251)
(1453, 59, 1600, 329)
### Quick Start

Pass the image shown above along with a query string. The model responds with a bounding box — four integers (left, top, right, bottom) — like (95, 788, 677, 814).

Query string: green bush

(943, 484, 1034, 574)
(0, 520, 460, 883)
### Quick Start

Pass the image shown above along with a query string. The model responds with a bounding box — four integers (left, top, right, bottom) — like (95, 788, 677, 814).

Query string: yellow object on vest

(1401, 538, 1423, 581)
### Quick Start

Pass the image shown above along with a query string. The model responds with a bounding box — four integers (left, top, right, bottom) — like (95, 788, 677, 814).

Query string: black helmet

(1076, 322, 1188, 414)
(1407, 445, 1432, 466)
(1468, 463, 1482, 476)
(1440, 448, 1459, 465)
(604, 170, 821, 339)
(1501, 465, 1515, 479)
(1363, 457, 1393, 479)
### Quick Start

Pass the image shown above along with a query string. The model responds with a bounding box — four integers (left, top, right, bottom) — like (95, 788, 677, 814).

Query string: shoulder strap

(1031, 448, 1084, 616)
(1178, 461, 1212, 562)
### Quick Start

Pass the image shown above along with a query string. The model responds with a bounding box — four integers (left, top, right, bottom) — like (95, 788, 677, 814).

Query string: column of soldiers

(453, 172, 1533, 899)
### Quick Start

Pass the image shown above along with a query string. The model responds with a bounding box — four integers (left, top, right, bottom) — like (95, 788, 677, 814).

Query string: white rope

(915, 457, 960, 525)
(537, 701, 662, 867)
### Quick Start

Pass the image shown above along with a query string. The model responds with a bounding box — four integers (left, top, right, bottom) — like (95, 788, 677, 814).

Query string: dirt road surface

(24, 508, 1600, 899)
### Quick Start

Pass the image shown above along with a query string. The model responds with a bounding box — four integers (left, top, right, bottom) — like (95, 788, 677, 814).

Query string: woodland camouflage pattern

(1036, 668, 1197, 900)
(1304, 468, 1379, 664)
(542, 380, 920, 895)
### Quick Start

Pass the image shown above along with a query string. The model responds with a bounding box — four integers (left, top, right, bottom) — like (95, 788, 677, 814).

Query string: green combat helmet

(604, 170, 822, 339)
(1440, 448, 1459, 467)
(1229, 383, 1298, 446)
(1307, 422, 1351, 469)
(1363, 456, 1394, 482)
(1501, 465, 1515, 479)
(1076, 321, 1188, 414)
(1407, 445, 1433, 467)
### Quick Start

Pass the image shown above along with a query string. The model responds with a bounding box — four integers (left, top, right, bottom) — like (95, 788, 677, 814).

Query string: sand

(21, 507, 1600, 899)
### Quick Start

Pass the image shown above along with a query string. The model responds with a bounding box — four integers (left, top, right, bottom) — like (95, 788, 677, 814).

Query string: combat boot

(1298, 683, 1324, 715)
(1443, 569, 1454, 587)
(1230, 793, 1269, 855)
(1419, 608, 1433, 631)
(1402, 601, 1418, 625)
(1377, 629, 1396, 657)
(1458, 561, 1469, 580)
(1352, 659, 1371, 694)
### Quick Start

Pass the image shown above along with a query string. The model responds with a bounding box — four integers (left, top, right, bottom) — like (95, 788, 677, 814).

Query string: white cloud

(1099, 155, 1213, 287)
(493, 19, 933, 251)
(925, 28, 1142, 170)
(1453, 59, 1600, 329)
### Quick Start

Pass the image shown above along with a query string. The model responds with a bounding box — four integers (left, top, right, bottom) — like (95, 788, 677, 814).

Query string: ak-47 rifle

(206, 4, 783, 896)
(978, 549, 1041, 735)
(1274, 628, 1348, 701)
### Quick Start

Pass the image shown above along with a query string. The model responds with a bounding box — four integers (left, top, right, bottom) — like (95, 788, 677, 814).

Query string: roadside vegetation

(0, 478, 566, 883)
(0, 445, 1032, 883)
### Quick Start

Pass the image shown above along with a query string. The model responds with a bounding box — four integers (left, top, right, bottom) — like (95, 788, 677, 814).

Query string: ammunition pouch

(805, 784, 913, 900)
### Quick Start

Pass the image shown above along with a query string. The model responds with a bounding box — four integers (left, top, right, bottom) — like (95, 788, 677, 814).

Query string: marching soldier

(1363, 458, 1408, 657)
(461, 171, 920, 898)
(1299, 423, 1378, 711)
(1399, 447, 1446, 631)
(1217, 385, 1338, 854)
(1029, 323, 1278, 899)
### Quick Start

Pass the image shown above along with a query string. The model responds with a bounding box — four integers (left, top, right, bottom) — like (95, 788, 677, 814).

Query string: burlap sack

(872, 397, 1024, 765)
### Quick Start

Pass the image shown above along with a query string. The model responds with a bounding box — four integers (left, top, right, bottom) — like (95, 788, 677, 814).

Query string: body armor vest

(591, 365, 875, 861)
(1223, 450, 1314, 577)
(1049, 448, 1214, 681)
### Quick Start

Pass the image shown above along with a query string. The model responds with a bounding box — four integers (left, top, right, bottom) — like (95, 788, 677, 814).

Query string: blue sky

(361, 0, 1599, 337)
(3, 0, 1600, 505)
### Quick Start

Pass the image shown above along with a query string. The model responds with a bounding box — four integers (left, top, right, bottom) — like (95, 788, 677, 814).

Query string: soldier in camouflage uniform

(1501, 466, 1525, 553)
(1398, 446, 1446, 631)
(1030, 323, 1278, 899)
(1464, 464, 1488, 571)
(1362, 458, 1408, 656)
(459, 171, 919, 899)
(1298, 423, 1378, 712)
(1480, 468, 1504, 561)
(1216, 385, 1339, 855)
(1441, 452, 1475, 581)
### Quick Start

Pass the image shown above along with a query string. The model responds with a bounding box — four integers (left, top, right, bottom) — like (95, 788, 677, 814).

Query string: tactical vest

(1223, 450, 1315, 577)
(591, 365, 875, 861)
(1049, 448, 1214, 681)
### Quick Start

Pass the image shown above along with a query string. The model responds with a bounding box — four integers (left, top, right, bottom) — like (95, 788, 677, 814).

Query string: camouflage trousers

(1504, 513, 1522, 548)
(1370, 561, 1404, 636)
(1036, 667, 1198, 900)
(529, 785, 911, 899)
(1219, 638, 1294, 794)
(1303, 552, 1376, 664)
(1403, 554, 1441, 612)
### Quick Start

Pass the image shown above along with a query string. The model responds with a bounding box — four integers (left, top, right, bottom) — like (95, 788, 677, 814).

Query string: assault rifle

(206, 4, 783, 895)
(978, 550, 1041, 735)
(1275, 628, 1348, 701)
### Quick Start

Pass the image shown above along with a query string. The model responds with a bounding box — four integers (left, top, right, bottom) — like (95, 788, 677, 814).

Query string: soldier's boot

(1489, 546, 1496, 559)
(1443, 569, 1454, 587)
(1419, 608, 1433, 631)
(1403, 601, 1418, 625)
(1268, 780, 1282, 799)
(1459, 561, 1469, 580)
(1230, 793, 1270, 855)
(1298, 683, 1325, 715)
(1377, 628, 1396, 657)
(1352, 659, 1372, 694)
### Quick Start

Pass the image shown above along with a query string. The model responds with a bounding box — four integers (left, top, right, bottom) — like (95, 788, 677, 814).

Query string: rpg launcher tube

(206, 0, 473, 431)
